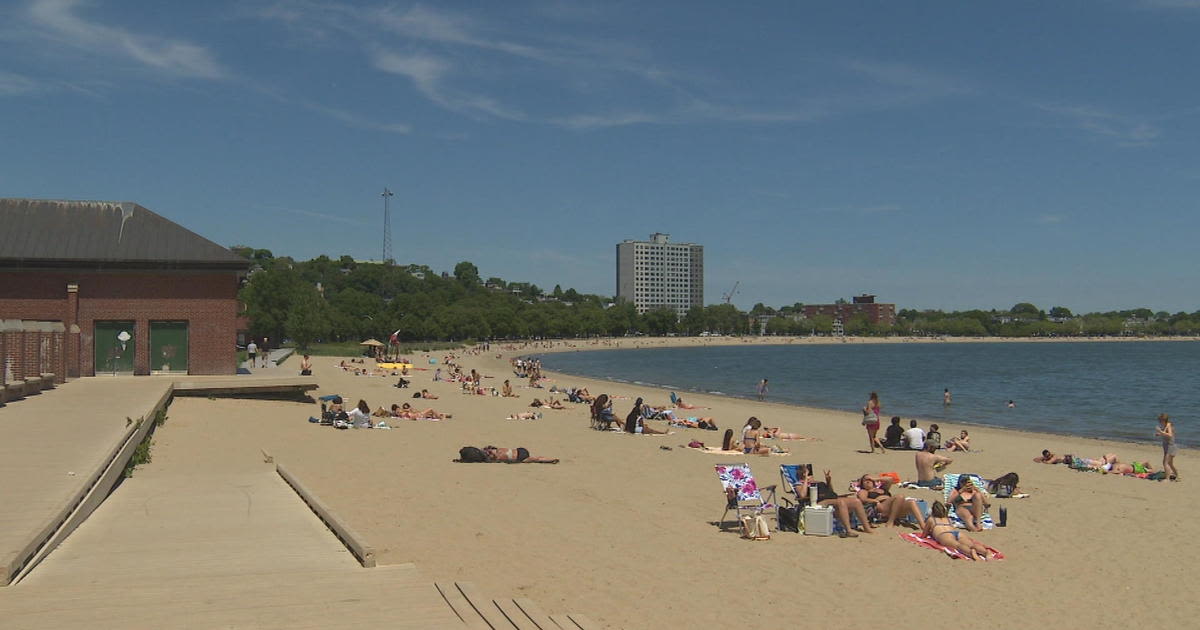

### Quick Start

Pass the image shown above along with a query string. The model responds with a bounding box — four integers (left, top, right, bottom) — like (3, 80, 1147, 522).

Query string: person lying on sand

(419, 389, 439, 399)
(856, 475, 925, 529)
(671, 417, 720, 430)
(546, 398, 565, 410)
(762, 427, 812, 440)
(1033, 449, 1066, 464)
(923, 501, 996, 561)
(507, 412, 542, 420)
(484, 446, 557, 463)
(390, 403, 452, 420)
(1106, 460, 1155, 475)
(673, 397, 706, 410)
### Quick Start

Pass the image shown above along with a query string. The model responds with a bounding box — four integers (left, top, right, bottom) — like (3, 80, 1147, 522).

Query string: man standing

(246, 339, 258, 370)
(756, 378, 769, 401)
(261, 337, 270, 368)
(914, 443, 952, 488)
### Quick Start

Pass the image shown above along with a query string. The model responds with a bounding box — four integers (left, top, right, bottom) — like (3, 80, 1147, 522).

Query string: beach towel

(899, 532, 1004, 560)
(942, 473, 995, 530)
(700, 447, 789, 456)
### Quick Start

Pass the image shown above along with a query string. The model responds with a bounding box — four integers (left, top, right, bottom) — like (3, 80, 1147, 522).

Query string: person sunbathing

(483, 446, 558, 463)
(762, 427, 812, 440)
(923, 501, 995, 560)
(947, 476, 991, 532)
(391, 403, 451, 419)
(742, 418, 773, 455)
(945, 430, 971, 452)
(575, 387, 595, 403)
(793, 466, 875, 537)
(1107, 461, 1155, 475)
(1033, 449, 1066, 464)
(420, 389, 439, 399)
(673, 397, 705, 410)
(507, 411, 542, 420)
(672, 417, 720, 430)
(530, 398, 545, 408)
(546, 398, 565, 410)
(856, 475, 925, 529)
(501, 380, 518, 398)
(914, 443, 952, 487)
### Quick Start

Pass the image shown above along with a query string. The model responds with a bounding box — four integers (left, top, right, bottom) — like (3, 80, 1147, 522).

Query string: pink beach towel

(899, 532, 1004, 561)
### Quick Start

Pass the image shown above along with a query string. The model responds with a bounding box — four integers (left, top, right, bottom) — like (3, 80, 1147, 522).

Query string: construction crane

(722, 281, 740, 304)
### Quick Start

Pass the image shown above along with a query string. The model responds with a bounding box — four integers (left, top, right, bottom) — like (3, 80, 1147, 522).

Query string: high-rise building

(616, 233, 704, 317)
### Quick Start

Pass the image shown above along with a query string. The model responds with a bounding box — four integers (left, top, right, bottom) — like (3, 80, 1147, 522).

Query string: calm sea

(536, 341, 1197, 447)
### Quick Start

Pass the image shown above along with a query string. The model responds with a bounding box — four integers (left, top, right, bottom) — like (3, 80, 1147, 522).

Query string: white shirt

(246, 342, 258, 354)
(347, 408, 372, 428)
(903, 427, 926, 450)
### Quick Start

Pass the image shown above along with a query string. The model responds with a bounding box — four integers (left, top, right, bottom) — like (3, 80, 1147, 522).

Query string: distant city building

(803, 294, 897, 327)
(616, 233, 704, 317)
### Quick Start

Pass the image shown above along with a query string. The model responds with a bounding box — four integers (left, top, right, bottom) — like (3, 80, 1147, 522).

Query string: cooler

(803, 506, 834, 536)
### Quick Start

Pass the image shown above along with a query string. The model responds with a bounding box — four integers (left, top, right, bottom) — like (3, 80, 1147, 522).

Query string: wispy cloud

(370, 49, 525, 120)
(28, 0, 224, 79)
(302, 101, 411, 134)
(1037, 103, 1160, 146)
(0, 70, 41, 95)
(843, 59, 974, 98)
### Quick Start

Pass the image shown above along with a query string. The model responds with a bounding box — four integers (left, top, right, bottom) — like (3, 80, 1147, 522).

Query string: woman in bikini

(855, 475, 925, 529)
(923, 501, 994, 560)
(741, 418, 773, 455)
(946, 476, 991, 532)
(794, 466, 875, 537)
(863, 392, 884, 453)
(482, 446, 558, 464)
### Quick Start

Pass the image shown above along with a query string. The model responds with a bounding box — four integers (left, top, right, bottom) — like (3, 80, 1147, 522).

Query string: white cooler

(802, 506, 835, 536)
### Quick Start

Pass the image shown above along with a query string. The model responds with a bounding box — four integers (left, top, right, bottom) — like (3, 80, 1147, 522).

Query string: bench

(39, 373, 56, 389)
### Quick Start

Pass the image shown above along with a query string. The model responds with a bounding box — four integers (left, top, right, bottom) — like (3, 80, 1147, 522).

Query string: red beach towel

(899, 532, 1004, 561)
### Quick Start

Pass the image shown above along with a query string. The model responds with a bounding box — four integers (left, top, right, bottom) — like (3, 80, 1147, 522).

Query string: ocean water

(536, 341, 1198, 447)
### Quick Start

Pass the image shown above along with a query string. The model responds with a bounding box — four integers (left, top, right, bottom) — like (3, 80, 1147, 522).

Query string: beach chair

(942, 473, 995, 530)
(715, 464, 777, 530)
(779, 464, 877, 531)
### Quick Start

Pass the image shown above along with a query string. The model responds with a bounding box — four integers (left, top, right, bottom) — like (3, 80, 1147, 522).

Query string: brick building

(803, 294, 897, 327)
(0, 199, 250, 378)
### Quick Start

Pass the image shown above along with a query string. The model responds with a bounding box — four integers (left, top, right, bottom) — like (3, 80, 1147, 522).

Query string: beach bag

(740, 514, 771, 540)
(987, 472, 1019, 498)
(861, 409, 876, 426)
(777, 506, 800, 533)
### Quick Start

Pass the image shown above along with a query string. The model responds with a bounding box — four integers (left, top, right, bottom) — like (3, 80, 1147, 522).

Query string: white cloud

(1037, 103, 1161, 146)
(302, 102, 411, 134)
(371, 49, 524, 120)
(0, 70, 41, 95)
(28, 0, 224, 79)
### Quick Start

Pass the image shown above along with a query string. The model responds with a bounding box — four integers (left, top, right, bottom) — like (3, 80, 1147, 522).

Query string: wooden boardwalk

(0, 377, 171, 585)
(0, 376, 603, 629)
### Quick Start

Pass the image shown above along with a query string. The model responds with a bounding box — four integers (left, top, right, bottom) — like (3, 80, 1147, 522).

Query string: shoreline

(516, 336, 1195, 454)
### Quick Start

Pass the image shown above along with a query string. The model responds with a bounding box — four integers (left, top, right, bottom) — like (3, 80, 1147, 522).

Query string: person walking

(260, 337, 271, 368)
(246, 339, 258, 370)
(756, 378, 769, 402)
(1156, 413, 1180, 481)
(863, 391, 883, 453)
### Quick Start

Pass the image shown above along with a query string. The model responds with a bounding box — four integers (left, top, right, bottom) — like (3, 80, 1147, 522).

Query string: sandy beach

(154, 336, 1196, 629)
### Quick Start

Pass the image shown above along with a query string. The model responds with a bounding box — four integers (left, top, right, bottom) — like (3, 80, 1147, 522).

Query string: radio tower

(381, 188, 394, 264)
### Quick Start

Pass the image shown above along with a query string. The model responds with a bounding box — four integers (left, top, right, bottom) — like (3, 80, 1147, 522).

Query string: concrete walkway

(240, 347, 295, 372)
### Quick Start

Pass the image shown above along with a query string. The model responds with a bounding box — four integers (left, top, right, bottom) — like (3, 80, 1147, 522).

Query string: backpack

(458, 446, 488, 463)
(987, 472, 1019, 498)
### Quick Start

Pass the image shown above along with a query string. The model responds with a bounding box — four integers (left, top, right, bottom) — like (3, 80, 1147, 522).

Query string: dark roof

(0, 199, 250, 270)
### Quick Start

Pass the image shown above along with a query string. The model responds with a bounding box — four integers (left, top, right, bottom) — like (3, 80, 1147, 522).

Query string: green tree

(643, 308, 678, 336)
(1049, 306, 1073, 319)
(285, 287, 331, 349)
(1010, 302, 1039, 315)
(454, 261, 481, 287)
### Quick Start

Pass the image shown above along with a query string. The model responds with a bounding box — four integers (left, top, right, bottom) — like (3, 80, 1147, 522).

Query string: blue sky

(4, 0, 1200, 313)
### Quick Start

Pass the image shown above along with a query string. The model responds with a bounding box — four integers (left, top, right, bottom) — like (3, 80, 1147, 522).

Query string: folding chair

(715, 463, 777, 530)
(942, 473, 995, 530)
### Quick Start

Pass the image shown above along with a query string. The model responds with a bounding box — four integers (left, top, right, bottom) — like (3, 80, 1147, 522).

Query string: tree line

(233, 248, 1200, 347)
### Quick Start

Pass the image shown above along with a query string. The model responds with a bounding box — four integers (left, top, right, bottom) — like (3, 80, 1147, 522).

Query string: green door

(95, 321, 135, 374)
(150, 321, 189, 373)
